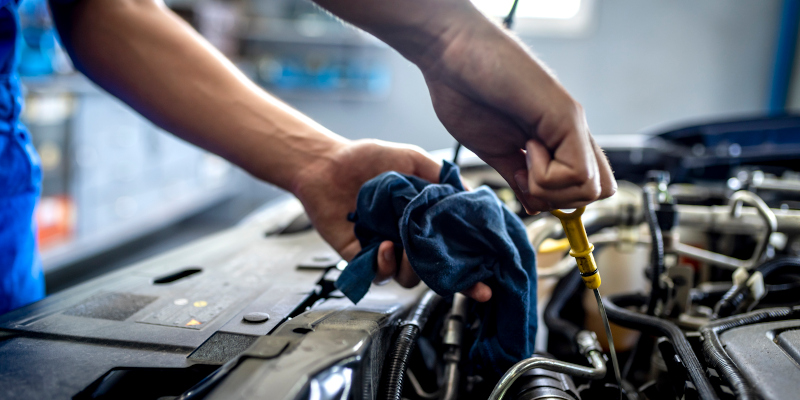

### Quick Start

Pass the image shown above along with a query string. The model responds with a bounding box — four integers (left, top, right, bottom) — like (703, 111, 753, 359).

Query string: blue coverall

(0, 0, 46, 314)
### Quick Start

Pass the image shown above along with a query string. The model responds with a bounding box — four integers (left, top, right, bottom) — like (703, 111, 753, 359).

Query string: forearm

(50, 0, 346, 192)
(312, 0, 481, 70)
(314, 0, 561, 125)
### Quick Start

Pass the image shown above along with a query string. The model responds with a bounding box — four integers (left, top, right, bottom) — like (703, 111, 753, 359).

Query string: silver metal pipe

(440, 362, 459, 400)
(406, 370, 439, 400)
(675, 191, 777, 270)
(440, 293, 468, 400)
(487, 332, 607, 400)
(526, 217, 563, 250)
(487, 352, 606, 400)
(674, 243, 748, 270)
(677, 205, 800, 235)
(728, 190, 776, 263)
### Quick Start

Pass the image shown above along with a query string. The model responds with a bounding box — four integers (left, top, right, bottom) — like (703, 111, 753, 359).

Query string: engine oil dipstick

(551, 207, 623, 399)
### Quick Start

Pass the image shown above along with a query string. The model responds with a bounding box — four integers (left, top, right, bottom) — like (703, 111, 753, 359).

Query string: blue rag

(336, 161, 537, 376)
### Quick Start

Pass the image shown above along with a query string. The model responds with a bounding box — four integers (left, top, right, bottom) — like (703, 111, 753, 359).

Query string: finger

(408, 149, 443, 184)
(527, 139, 595, 190)
(462, 282, 492, 302)
(527, 178, 602, 209)
(589, 135, 617, 199)
(340, 240, 361, 262)
(395, 251, 421, 288)
(526, 139, 602, 208)
(513, 169, 550, 212)
(375, 241, 396, 285)
(481, 150, 538, 213)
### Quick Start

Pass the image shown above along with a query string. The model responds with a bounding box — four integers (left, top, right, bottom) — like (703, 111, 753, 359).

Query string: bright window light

(472, 0, 582, 20)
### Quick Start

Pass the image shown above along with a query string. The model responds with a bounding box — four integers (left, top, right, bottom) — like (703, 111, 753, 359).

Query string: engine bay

(2, 116, 800, 399)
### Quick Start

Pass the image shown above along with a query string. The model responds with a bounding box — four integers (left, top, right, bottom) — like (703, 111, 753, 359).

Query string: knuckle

(527, 184, 548, 199)
(581, 183, 602, 202)
(568, 168, 592, 185)
(601, 182, 617, 199)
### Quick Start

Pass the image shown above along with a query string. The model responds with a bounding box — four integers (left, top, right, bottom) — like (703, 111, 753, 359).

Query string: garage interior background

(20, 0, 796, 292)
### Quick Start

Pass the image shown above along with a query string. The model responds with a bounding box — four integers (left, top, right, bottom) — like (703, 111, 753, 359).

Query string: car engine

(2, 116, 800, 400)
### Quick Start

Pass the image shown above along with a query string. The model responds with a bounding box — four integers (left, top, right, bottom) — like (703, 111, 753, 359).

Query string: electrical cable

(713, 256, 800, 318)
(603, 293, 720, 400)
(503, 0, 521, 28)
(643, 188, 665, 316)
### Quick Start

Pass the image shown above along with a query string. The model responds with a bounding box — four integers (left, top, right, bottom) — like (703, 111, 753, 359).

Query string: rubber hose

(714, 257, 800, 318)
(379, 291, 439, 400)
(380, 324, 420, 400)
(699, 306, 800, 400)
(604, 293, 719, 400)
(643, 189, 665, 316)
(544, 267, 583, 346)
(757, 256, 800, 277)
(712, 285, 749, 319)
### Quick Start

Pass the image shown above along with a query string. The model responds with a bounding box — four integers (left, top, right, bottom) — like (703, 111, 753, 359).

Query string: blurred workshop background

(23, 0, 797, 291)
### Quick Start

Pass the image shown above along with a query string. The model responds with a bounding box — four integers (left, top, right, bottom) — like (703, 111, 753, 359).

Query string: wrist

(285, 132, 350, 199)
(236, 110, 349, 193)
(349, 0, 485, 72)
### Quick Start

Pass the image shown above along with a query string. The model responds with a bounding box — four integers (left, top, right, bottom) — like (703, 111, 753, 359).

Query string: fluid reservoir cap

(243, 312, 270, 323)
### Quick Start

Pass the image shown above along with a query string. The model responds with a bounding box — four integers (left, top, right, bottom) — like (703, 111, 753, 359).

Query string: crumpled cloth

(335, 160, 537, 376)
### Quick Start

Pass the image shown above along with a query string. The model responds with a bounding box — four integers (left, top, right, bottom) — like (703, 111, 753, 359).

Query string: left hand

(291, 139, 492, 302)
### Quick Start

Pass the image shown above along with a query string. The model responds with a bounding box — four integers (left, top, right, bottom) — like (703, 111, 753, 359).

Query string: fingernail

(514, 173, 529, 194)
(525, 150, 531, 170)
(383, 249, 392, 262)
(375, 277, 392, 286)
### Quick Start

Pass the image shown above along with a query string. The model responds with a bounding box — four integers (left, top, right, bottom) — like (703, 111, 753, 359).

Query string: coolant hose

(643, 189, 665, 316)
(379, 290, 439, 400)
(604, 293, 719, 400)
(699, 306, 800, 400)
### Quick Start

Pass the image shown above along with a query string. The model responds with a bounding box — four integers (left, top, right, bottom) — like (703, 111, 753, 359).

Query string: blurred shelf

(240, 18, 387, 48)
(41, 181, 239, 273)
(22, 74, 101, 95)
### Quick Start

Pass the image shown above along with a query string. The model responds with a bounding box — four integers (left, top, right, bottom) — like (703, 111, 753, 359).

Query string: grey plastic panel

(721, 320, 800, 400)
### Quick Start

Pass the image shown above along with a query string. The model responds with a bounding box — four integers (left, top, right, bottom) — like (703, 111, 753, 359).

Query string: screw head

(243, 312, 270, 323)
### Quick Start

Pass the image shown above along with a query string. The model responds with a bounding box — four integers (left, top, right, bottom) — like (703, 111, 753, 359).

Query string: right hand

(421, 10, 617, 213)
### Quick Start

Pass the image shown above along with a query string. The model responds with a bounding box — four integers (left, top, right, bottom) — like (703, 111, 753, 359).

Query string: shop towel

(335, 160, 537, 376)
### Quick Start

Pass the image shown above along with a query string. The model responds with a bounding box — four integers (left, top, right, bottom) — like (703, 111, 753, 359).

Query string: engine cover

(720, 320, 800, 400)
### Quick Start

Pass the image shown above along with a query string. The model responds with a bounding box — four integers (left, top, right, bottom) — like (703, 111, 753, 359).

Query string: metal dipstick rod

(550, 207, 623, 398)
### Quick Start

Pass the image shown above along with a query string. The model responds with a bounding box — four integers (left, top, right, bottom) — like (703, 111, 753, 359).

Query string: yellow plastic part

(538, 237, 571, 254)
(550, 207, 601, 289)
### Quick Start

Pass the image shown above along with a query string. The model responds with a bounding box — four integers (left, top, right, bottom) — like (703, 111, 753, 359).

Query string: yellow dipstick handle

(550, 207, 601, 289)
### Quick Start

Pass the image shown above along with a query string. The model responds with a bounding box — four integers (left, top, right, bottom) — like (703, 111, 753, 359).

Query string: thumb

(483, 150, 549, 213)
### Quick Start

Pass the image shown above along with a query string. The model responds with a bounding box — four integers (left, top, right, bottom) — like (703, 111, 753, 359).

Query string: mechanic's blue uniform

(0, 0, 45, 315)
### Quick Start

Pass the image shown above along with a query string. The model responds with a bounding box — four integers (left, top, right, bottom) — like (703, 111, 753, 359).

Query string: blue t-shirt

(0, 0, 45, 315)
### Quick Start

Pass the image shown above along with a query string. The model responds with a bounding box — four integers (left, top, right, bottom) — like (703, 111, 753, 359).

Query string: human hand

(421, 11, 616, 213)
(291, 139, 491, 302)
